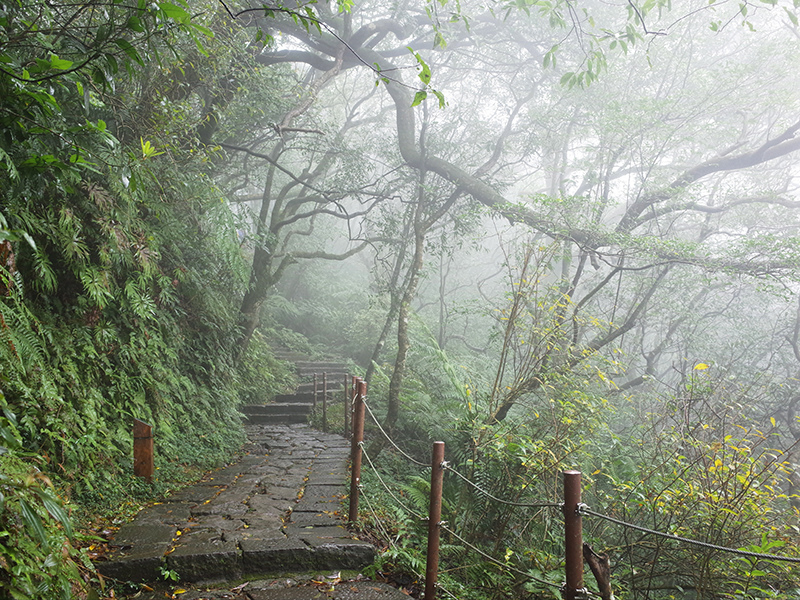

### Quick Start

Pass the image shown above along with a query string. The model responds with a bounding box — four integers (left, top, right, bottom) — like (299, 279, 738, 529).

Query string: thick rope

(444, 464, 562, 509)
(581, 506, 800, 563)
(362, 398, 429, 467)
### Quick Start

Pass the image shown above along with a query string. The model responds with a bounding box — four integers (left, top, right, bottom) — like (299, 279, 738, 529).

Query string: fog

(221, 0, 800, 593)
(4, 0, 800, 597)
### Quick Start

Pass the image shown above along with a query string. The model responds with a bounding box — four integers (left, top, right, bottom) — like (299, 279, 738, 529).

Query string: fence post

(563, 470, 584, 600)
(313, 373, 318, 409)
(322, 371, 328, 433)
(343, 373, 350, 438)
(133, 419, 153, 482)
(425, 441, 445, 600)
(348, 379, 366, 524)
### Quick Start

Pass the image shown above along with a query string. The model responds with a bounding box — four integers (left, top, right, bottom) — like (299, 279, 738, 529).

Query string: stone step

(298, 371, 349, 381)
(243, 403, 312, 416)
(243, 413, 309, 424)
(294, 360, 348, 369)
(273, 393, 314, 404)
(296, 382, 348, 394)
(295, 364, 349, 377)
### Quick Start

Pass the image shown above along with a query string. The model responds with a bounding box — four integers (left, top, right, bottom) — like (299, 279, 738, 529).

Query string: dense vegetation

(1, 0, 800, 599)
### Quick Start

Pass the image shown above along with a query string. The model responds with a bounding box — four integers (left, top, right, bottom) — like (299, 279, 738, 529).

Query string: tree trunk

(384, 207, 427, 433)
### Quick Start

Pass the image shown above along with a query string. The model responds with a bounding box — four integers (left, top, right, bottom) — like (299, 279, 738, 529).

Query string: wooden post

(133, 419, 153, 482)
(425, 441, 445, 600)
(348, 379, 366, 524)
(322, 372, 328, 433)
(563, 470, 584, 600)
(343, 373, 350, 439)
(313, 373, 318, 409)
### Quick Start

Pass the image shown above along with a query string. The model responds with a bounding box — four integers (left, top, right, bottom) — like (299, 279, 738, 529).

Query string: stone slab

(166, 485, 219, 504)
(249, 493, 294, 514)
(198, 463, 246, 486)
(96, 545, 167, 583)
(286, 525, 357, 547)
(240, 537, 315, 574)
(294, 503, 341, 514)
(313, 542, 377, 570)
(190, 516, 246, 531)
(242, 517, 285, 532)
(192, 501, 249, 518)
(134, 503, 193, 525)
(167, 530, 241, 582)
(290, 512, 341, 527)
(303, 486, 345, 499)
(111, 522, 176, 548)
(307, 474, 349, 486)
(261, 487, 300, 501)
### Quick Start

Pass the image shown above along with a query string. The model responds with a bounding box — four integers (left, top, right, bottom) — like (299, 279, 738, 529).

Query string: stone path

(98, 423, 375, 584)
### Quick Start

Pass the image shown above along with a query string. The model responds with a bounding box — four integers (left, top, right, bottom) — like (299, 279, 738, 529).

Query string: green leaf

(432, 89, 446, 109)
(159, 2, 192, 24)
(49, 55, 73, 70)
(114, 39, 144, 66)
(408, 48, 432, 85)
(19, 498, 49, 548)
(417, 57, 431, 84)
(37, 490, 74, 539)
(411, 90, 427, 107)
(127, 15, 144, 32)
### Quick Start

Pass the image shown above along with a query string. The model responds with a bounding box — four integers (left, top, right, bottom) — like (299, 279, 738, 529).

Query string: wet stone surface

(97, 423, 375, 585)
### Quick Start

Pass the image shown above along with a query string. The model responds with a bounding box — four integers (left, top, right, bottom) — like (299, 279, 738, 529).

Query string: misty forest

(3, 0, 800, 598)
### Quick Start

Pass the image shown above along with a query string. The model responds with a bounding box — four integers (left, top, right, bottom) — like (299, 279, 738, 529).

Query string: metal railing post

(343, 373, 350, 438)
(563, 470, 584, 600)
(348, 379, 366, 524)
(425, 441, 445, 599)
(322, 371, 328, 432)
(133, 419, 154, 482)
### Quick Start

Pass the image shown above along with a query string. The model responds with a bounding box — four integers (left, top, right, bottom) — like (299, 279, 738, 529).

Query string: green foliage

(587, 382, 800, 599)
(0, 3, 290, 596)
(237, 331, 296, 404)
(352, 299, 800, 599)
(0, 400, 94, 600)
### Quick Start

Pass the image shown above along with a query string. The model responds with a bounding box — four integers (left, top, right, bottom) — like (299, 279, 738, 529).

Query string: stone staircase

(240, 354, 350, 426)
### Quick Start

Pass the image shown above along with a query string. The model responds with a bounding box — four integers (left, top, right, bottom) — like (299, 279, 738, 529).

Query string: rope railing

(360, 441, 459, 600)
(361, 443, 425, 521)
(343, 376, 800, 600)
(443, 463, 562, 509)
(580, 506, 800, 563)
(362, 397, 429, 468)
(439, 523, 569, 593)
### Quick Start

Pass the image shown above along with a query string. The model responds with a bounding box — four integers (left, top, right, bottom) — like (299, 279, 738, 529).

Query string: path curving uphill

(98, 356, 375, 587)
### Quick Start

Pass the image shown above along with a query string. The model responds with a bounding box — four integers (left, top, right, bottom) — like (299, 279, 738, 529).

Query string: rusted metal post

(322, 372, 328, 433)
(343, 373, 350, 438)
(349, 375, 358, 441)
(425, 441, 445, 600)
(563, 470, 584, 600)
(348, 379, 366, 524)
(133, 419, 153, 482)
(313, 373, 318, 409)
